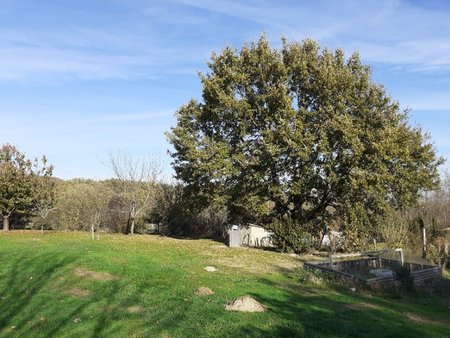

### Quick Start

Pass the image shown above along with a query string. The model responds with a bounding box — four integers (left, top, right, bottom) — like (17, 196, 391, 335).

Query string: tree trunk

(3, 215, 9, 231)
(129, 203, 136, 235)
(130, 218, 135, 235)
(318, 230, 324, 249)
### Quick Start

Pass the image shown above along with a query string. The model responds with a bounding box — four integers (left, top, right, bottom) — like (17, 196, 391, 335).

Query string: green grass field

(0, 232, 449, 337)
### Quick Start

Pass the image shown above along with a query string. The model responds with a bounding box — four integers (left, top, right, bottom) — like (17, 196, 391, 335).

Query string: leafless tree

(91, 209, 102, 240)
(109, 151, 162, 235)
(32, 158, 56, 231)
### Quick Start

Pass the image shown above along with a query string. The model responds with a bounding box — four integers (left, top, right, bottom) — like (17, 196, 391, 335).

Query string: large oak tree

(168, 36, 442, 246)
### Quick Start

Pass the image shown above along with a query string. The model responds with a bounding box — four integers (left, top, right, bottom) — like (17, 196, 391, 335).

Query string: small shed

(227, 224, 273, 248)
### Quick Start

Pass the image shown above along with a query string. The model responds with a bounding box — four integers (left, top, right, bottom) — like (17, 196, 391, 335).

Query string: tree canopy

(0, 144, 54, 230)
(169, 36, 442, 248)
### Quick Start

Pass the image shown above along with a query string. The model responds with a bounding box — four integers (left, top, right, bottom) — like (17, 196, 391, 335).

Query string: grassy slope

(0, 232, 448, 338)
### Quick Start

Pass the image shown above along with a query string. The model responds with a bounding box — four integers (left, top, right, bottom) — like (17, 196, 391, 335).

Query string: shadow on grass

(0, 250, 204, 337)
(89, 279, 122, 338)
(0, 240, 447, 338)
(0, 253, 78, 329)
(235, 272, 450, 337)
(0, 251, 126, 338)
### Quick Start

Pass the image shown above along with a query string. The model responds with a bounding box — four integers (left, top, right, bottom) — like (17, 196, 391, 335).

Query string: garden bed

(304, 251, 442, 288)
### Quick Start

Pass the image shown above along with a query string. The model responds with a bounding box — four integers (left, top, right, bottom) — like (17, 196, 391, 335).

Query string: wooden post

(421, 226, 427, 260)
(398, 248, 404, 267)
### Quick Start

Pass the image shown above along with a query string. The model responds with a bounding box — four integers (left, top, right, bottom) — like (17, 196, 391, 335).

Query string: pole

(421, 227, 427, 260)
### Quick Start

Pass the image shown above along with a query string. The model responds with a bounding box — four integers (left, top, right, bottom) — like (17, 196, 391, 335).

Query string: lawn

(0, 232, 449, 337)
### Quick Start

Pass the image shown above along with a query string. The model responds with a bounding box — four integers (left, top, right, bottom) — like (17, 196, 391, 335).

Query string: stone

(204, 266, 218, 272)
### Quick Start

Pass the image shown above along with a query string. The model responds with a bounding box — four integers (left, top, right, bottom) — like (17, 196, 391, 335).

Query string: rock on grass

(204, 266, 218, 272)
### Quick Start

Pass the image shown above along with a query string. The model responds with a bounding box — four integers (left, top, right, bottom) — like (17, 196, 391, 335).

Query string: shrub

(268, 217, 312, 253)
(427, 237, 449, 270)
(379, 209, 409, 248)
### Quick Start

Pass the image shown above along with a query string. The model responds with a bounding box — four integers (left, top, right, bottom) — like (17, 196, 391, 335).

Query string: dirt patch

(102, 305, 118, 313)
(224, 296, 267, 312)
(68, 288, 91, 298)
(343, 302, 380, 310)
(1, 230, 49, 235)
(127, 306, 144, 314)
(195, 287, 214, 296)
(74, 268, 118, 281)
(404, 312, 449, 325)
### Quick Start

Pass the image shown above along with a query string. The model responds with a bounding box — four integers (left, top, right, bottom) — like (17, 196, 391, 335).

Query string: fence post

(421, 226, 427, 260)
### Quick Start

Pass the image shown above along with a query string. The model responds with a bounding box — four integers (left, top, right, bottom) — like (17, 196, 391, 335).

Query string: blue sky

(1, 0, 449, 179)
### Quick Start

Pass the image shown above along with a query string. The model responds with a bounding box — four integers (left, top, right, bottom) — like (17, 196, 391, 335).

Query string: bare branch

(108, 150, 163, 234)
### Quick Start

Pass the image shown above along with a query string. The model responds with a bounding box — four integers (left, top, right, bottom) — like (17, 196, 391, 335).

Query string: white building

(228, 224, 273, 247)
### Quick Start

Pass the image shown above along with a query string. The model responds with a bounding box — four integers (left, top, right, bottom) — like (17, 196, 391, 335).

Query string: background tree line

(0, 142, 448, 267)
(28, 178, 228, 238)
(0, 144, 227, 237)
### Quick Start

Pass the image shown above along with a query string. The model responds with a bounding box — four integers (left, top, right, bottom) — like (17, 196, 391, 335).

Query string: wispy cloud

(403, 92, 450, 111)
(0, 25, 210, 81)
(2, 0, 450, 82)
(175, 0, 450, 73)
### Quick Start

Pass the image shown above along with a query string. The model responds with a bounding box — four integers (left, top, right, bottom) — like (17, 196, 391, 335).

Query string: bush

(148, 184, 229, 238)
(341, 203, 374, 252)
(268, 217, 312, 253)
(379, 209, 409, 248)
(427, 237, 449, 270)
(192, 205, 228, 238)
